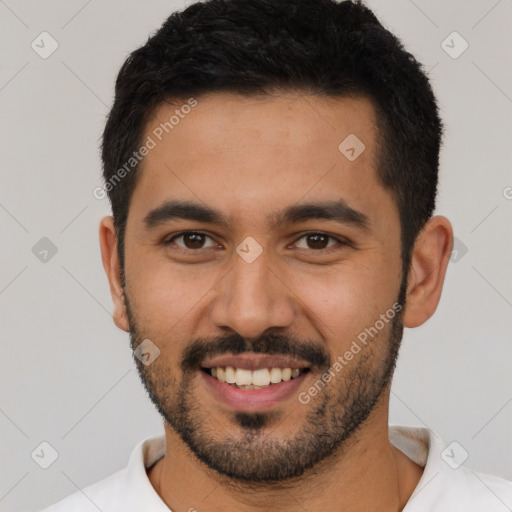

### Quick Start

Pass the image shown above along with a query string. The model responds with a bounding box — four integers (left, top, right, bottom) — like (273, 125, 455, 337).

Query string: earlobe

(403, 215, 453, 328)
(99, 216, 130, 332)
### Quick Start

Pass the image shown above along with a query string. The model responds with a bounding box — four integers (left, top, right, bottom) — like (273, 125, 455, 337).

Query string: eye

(293, 232, 346, 252)
(163, 230, 350, 254)
(165, 231, 218, 250)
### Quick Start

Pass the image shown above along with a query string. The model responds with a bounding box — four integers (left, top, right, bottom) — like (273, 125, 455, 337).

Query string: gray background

(1, 1, 511, 510)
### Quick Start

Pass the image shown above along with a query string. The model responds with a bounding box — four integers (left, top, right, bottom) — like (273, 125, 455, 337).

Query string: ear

(99, 216, 130, 332)
(403, 215, 453, 328)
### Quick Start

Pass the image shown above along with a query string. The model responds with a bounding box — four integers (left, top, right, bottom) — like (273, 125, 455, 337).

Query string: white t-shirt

(40, 425, 512, 511)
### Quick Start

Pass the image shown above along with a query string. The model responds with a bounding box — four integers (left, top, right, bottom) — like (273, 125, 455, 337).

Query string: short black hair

(101, 0, 442, 279)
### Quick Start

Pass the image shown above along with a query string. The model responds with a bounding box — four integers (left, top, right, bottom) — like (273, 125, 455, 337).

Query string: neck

(148, 397, 423, 512)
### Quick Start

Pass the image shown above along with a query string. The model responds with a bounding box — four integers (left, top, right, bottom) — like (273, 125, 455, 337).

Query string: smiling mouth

(201, 366, 311, 389)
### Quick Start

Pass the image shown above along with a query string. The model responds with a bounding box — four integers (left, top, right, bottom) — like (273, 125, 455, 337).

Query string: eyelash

(163, 230, 350, 254)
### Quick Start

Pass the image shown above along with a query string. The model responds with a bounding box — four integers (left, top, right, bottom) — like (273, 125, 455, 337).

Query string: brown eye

(167, 231, 217, 250)
(295, 233, 340, 251)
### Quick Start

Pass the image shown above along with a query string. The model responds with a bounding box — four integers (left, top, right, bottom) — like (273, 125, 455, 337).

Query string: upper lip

(201, 354, 311, 371)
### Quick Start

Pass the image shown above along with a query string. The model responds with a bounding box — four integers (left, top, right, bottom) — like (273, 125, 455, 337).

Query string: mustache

(181, 332, 331, 372)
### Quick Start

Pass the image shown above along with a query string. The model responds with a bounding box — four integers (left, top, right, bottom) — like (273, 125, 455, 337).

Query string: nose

(209, 249, 296, 339)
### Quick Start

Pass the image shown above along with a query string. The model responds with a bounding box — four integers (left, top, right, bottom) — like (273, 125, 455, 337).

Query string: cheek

(126, 253, 221, 334)
(290, 260, 398, 350)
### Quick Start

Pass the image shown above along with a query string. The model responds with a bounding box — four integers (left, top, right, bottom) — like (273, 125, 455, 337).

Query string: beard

(125, 279, 407, 485)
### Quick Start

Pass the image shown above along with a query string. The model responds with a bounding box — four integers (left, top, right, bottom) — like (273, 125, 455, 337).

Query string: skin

(99, 92, 453, 512)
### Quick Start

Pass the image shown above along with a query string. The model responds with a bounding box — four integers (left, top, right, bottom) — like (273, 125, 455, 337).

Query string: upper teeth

(211, 367, 302, 386)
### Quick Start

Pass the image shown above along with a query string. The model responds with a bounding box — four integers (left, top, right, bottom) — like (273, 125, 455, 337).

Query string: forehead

(129, 92, 395, 233)
(142, 92, 378, 164)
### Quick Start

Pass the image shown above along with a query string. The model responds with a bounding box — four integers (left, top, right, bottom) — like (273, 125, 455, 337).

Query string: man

(42, 0, 512, 510)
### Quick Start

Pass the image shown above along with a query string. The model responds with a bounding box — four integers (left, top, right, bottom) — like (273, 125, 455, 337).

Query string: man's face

(121, 92, 405, 482)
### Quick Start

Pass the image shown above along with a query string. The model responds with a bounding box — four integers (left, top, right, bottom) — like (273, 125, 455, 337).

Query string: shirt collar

(124, 433, 169, 510)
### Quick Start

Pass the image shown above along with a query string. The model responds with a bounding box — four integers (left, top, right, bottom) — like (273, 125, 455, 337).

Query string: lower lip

(200, 370, 309, 412)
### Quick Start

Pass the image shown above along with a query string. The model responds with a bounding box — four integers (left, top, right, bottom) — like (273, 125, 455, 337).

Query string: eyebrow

(143, 199, 371, 232)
